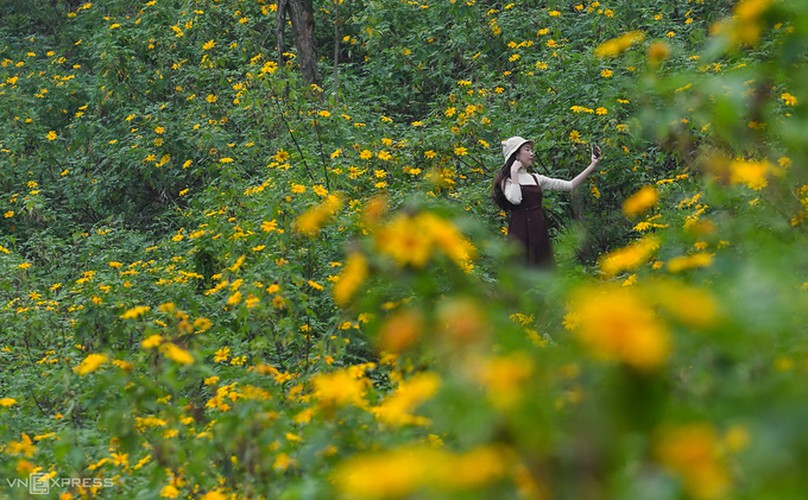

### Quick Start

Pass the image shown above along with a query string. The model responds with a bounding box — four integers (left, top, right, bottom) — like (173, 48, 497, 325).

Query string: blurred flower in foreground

(647, 41, 671, 66)
(623, 186, 659, 217)
(476, 352, 534, 410)
(436, 296, 490, 346)
(728, 159, 771, 190)
(371, 372, 440, 426)
(73, 353, 109, 376)
(120, 305, 150, 319)
(333, 252, 369, 306)
(6, 433, 36, 457)
(599, 235, 660, 276)
(311, 368, 370, 409)
(333, 445, 510, 498)
(567, 286, 670, 371)
(645, 281, 720, 328)
(363, 195, 388, 227)
(141, 334, 164, 349)
(711, 0, 773, 47)
(701, 149, 780, 191)
(294, 194, 343, 237)
(378, 308, 423, 353)
(667, 252, 714, 273)
(161, 343, 195, 365)
(595, 31, 646, 58)
(655, 423, 731, 499)
(375, 212, 475, 270)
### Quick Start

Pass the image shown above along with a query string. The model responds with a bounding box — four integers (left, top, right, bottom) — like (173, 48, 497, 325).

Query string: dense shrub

(1, 0, 807, 498)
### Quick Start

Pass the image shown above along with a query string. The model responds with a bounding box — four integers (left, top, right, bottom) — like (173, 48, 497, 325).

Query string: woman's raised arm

(542, 146, 602, 191)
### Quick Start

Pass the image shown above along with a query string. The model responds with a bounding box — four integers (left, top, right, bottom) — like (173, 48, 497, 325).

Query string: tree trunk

(277, 0, 288, 68)
(290, 0, 320, 86)
(278, 0, 320, 86)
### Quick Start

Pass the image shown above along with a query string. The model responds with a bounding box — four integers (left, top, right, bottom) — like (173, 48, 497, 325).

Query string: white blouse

(503, 168, 574, 205)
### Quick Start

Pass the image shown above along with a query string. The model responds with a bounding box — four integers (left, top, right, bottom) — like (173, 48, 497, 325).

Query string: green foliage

(2, 0, 808, 499)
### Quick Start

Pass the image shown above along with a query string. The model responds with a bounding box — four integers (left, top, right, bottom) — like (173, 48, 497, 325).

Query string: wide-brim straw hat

(501, 136, 533, 162)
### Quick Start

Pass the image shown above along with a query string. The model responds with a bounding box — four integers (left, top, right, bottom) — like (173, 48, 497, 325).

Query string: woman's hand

(591, 145, 602, 165)
(510, 160, 523, 176)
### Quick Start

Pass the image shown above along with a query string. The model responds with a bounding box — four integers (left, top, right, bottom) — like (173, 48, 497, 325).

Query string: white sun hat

(501, 136, 533, 162)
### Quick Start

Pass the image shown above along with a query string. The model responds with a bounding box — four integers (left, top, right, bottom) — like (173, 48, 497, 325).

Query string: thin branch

(333, 0, 340, 102)
(270, 94, 316, 183)
(313, 120, 331, 190)
(27, 386, 48, 417)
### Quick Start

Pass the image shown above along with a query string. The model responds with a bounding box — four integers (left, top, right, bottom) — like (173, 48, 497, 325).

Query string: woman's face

(516, 143, 533, 167)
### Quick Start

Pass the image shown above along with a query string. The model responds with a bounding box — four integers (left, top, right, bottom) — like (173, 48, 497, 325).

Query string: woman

(492, 136, 601, 268)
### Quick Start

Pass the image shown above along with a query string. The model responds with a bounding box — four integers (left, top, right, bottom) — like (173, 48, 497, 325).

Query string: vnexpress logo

(29, 472, 50, 495)
(5, 474, 115, 494)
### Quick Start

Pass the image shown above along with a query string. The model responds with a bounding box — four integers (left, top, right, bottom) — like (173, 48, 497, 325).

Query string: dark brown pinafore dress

(508, 174, 554, 268)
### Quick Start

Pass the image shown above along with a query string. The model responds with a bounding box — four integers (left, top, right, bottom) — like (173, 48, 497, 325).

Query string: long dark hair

(491, 152, 518, 210)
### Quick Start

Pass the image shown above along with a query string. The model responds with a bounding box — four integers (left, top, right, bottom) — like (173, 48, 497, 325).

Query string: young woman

(492, 136, 602, 268)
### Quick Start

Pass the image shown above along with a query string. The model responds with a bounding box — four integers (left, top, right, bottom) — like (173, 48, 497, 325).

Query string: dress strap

(531, 174, 540, 186)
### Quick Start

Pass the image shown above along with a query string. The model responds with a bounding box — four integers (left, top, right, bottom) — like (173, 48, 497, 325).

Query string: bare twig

(270, 94, 316, 183)
(313, 120, 331, 190)
(333, 0, 340, 102)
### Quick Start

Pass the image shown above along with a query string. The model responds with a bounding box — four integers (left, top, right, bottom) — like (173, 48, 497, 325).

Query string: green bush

(2, 0, 807, 498)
